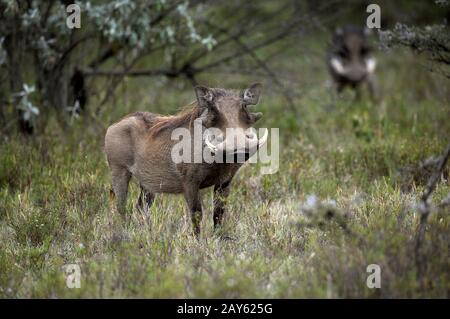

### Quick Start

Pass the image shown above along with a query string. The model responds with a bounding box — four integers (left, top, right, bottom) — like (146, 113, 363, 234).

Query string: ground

(0, 43, 449, 298)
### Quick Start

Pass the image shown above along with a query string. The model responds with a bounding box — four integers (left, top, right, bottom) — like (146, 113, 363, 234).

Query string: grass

(0, 45, 449, 298)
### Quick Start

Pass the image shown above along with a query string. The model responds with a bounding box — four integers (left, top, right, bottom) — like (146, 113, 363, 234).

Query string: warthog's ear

(242, 83, 262, 105)
(194, 85, 214, 109)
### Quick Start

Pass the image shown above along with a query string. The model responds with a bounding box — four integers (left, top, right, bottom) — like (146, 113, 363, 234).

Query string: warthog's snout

(205, 128, 268, 161)
(330, 57, 376, 83)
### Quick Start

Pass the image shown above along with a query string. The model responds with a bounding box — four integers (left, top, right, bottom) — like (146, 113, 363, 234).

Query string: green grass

(0, 47, 449, 298)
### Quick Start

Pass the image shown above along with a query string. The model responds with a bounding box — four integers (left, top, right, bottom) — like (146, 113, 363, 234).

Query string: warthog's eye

(203, 109, 219, 128)
(338, 46, 349, 59)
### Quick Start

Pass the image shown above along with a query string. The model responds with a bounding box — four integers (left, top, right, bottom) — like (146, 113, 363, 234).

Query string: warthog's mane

(148, 101, 202, 137)
(148, 88, 236, 137)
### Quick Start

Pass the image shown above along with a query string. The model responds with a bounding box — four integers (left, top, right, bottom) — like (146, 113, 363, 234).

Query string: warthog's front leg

(136, 186, 155, 216)
(183, 185, 202, 237)
(213, 181, 231, 230)
(366, 74, 380, 102)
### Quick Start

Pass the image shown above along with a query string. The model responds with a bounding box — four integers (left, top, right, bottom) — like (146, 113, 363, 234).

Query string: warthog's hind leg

(110, 165, 131, 216)
(136, 186, 155, 216)
(367, 74, 380, 103)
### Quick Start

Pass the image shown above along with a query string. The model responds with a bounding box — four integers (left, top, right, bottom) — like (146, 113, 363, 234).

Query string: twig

(203, 21, 299, 117)
(438, 193, 450, 208)
(415, 142, 450, 279)
(183, 3, 292, 67)
(195, 20, 302, 74)
(82, 68, 178, 77)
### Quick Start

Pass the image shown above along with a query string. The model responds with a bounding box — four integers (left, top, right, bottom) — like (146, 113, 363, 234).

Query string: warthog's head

(329, 26, 376, 83)
(194, 83, 268, 161)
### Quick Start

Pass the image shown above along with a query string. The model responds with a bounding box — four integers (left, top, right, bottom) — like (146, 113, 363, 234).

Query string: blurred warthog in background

(327, 25, 379, 100)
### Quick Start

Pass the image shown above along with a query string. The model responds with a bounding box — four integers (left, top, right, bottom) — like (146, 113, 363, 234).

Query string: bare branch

(195, 18, 303, 73)
(415, 142, 450, 280)
(203, 21, 299, 116)
(81, 68, 181, 77)
(421, 143, 450, 203)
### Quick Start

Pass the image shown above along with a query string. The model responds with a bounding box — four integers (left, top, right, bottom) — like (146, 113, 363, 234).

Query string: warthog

(327, 25, 378, 100)
(104, 83, 268, 236)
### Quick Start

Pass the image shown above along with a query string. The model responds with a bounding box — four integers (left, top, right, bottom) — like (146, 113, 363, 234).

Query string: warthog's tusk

(205, 134, 218, 153)
(366, 57, 376, 73)
(257, 128, 269, 149)
(330, 57, 346, 75)
(247, 129, 258, 142)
